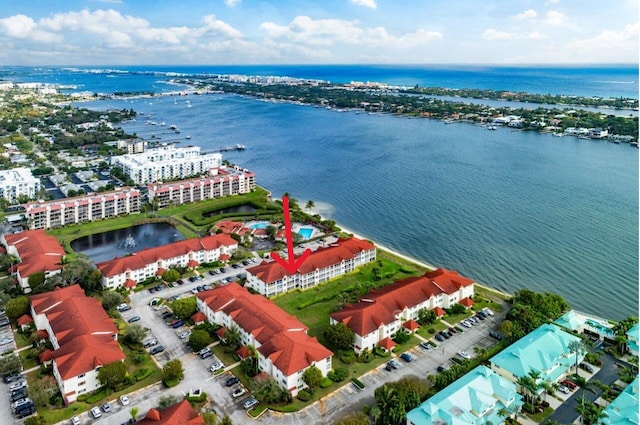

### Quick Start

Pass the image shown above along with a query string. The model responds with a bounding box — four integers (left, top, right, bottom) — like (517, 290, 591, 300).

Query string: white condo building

(110, 145, 222, 185)
(0, 167, 41, 203)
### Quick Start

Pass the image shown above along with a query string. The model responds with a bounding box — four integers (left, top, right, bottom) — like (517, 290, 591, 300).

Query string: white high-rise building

(0, 167, 41, 203)
(110, 145, 222, 185)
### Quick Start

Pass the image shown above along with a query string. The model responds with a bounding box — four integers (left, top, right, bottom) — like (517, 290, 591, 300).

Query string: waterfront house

(330, 268, 475, 353)
(96, 234, 238, 289)
(31, 285, 125, 404)
(600, 376, 639, 425)
(196, 284, 333, 396)
(406, 366, 524, 425)
(244, 237, 376, 297)
(489, 323, 585, 385)
(627, 323, 639, 357)
(1, 229, 65, 293)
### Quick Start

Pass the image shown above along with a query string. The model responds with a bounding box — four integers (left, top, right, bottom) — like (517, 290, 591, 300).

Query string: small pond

(71, 222, 184, 263)
(204, 204, 256, 217)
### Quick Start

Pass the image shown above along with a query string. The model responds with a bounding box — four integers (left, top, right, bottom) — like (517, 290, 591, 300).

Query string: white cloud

(566, 23, 638, 62)
(225, 0, 241, 7)
(482, 29, 513, 40)
(526, 31, 549, 40)
(350, 0, 377, 9)
(543, 10, 567, 25)
(512, 9, 537, 21)
(261, 15, 440, 49)
(545, 0, 560, 4)
(0, 14, 61, 43)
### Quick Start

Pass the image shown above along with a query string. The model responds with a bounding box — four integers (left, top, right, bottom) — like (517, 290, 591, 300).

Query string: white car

(90, 406, 102, 419)
(482, 308, 495, 316)
(0, 337, 12, 345)
(457, 350, 471, 359)
(209, 361, 223, 372)
(179, 330, 191, 339)
(119, 395, 130, 406)
(70, 416, 81, 425)
(558, 384, 570, 394)
(8, 380, 27, 391)
(232, 387, 246, 398)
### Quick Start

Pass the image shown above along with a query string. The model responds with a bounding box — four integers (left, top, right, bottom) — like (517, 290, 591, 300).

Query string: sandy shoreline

(336, 223, 513, 299)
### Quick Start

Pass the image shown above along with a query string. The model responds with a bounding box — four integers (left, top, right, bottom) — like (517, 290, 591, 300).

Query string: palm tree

(305, 200, 315, 213)
(568, 340, 586, 374)
(572, 376, 597, 424)
(474, 346, 488, 359)
(129, 407, 139, 422)
(516, 376, 535, 405)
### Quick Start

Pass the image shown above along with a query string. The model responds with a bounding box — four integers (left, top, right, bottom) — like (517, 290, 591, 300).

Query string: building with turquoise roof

(626, 323, 638, 356)
(489, 323, 584, 384)
(406, 366, 523, 425)
(601, 377, 639, 425)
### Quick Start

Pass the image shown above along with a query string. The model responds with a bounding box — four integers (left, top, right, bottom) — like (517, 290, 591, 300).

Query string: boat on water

(487, 126, 497, 130)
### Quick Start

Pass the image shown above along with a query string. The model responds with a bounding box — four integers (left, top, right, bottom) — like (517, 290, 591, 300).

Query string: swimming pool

(249, 222, 269, 229)
(297, 228, 314, 239)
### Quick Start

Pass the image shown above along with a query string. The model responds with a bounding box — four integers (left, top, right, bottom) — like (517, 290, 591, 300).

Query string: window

(78, 373, 85, 378)
(78, 381, 86, 387)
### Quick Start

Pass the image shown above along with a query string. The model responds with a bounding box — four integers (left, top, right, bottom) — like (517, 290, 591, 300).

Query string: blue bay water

(84, 92, 639, 320)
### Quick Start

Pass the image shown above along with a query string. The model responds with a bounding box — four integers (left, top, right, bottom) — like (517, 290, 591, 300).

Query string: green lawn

(13, 331, 31, 349)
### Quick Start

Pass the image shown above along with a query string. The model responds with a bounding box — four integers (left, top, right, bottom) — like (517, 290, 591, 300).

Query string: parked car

(477, 310, 488, 318)
(400, 353, 413, 362)
(209, 361, 224, 372)
(15, 402, 35, 418)
(225, 376, 239, 387)
(558, 384, 570, 394)
(8, 380, 27, 391)
(437, 365, 446, 373)
(448, 327, 457, 334)
(232, 387, 246, 398)
(161, 311, 173, 320)
(489, 331, 503, 340)
(101, 402, 111, 413)
(171, 320, 185, 328)
(579, 363, 594, 373)
(179, 330, 191, 339)
(116, 303, 131, 312)
(119, 395, 130, 406)
(457, 350, 471, 359)
(561, 379, 577, 390)
(10, 388, 28, 403)
(242, 397, 259, 410)
(3, 373, 22, 383)
(127, 315, 140, 323)
(208, 270, 216, 276)
(143, 339, 158, 348)
(70, 416, 81, 425)
(177, 279, 185, 285)
(198, 347, 212, 358)
(150, 345, 165, 355)
(482, 308, 495, 316)
(90, 406, 102, 419)
(438, 331, 450, 339)
(435, 333, 445, 342)
(461, 321, 471, 328)
(419, 342, 432, 350)
(386, 360, 400, 370)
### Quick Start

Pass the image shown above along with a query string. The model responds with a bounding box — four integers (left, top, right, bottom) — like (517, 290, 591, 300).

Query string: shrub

(271, 405, 300, 413)
(328, 367, 348, 382)
(351, 378, 365, 390)
(185, 392, 207, 403)
(428, 328, 436, 334)
(164, 378, 180, 387)
(392, 331, 410, 344)
(320, 378, 333, 388)
(339, 350, 356, 365)
(297, 390, 312, 402)
(76, 394, 90, 402)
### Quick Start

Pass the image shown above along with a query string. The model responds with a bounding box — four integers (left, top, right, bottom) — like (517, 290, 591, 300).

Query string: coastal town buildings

(406, 366, 524, 425)
(0, 167, 41, 203)
(329, 268, 475, 353)
(24, 187, 141, 230)
(147, 166, 256, 208)
(601, 377, 639, 425)
(196, 284, 333, 396)
(244, 237, 376, 297)
(110, 144, 222, 185)
(96, 234, 238, 289)
(1, 229, 65, 293)
(489, 323, 585, 384)
(30, 285, 125, 404)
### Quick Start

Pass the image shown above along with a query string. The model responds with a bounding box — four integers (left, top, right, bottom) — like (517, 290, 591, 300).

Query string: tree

(29, 375, 58, 408)
(324, 322, 355, 351)
(0, 354, 22, 376)
(101, 291, 124, 311)
(568, 340, 586, 374)
(220, 415, 233, 425)
(253, 378, 292, 404)
(374, 385, 405, 425)
(334, 412, 370, 425)
(157, 395, 179, 410)
(222, 326, 242, 353)
(162, 359, 184, 383)
(5, 296, 30, 320)
(97, 361, 127, 392)
(162, 269, 180, 283)
(171, 297, 197, 321)
(417, 308, 437, 325)
(187, 329, 212, 352)
(129, 407, 139, 422)
(124, 324, 148, 345)
(28, 271, 46, 289)
(302, 365, 323, 390)
(202, 412, 219, 425)
(305, 200, 315, 213)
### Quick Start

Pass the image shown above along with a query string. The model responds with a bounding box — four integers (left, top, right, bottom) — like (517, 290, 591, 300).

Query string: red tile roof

(137, 399, 205, 425)
(191, 312, 205, 324)
(236, 345, 250, 360)
(403, 319, 420, 331)
(124, 279, 137, 288)
(330, 268, 474, 336)
(197, 284, 332, 375)
(30, 285, 124, 379)
(96, 234, 237, 278)
(378, 337, 397, 350)
(4, 230, 65, 278)
(187, 259, 199, 268)
(433, 306, 446, 318)
(17, 314, 33, 326)
(459, 297, 475, 307)
(247, 237, 375, 282)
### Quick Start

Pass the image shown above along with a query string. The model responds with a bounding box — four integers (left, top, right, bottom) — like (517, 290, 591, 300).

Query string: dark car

(177, 279, 185, 285)
(225, 377, 239, 387)
(127, 315, 141, 323)
(400, 353, 413, 362)
(3, 373, 22, 384)
(161, 311, 174, 320)
(10, 389, 28, 403)
(448, 327, 457, 334)
(150, 345, 165, 355)
(579, 363, 594, 373)
(438, 331, 450, 339)
(171, 320, 185, 328)
(437, 365, 446, 373)
(489, 331, 503, 340)
(475, 314, 485, 321)
(208, 270, 216, 276)
(435, 333, 445, 342)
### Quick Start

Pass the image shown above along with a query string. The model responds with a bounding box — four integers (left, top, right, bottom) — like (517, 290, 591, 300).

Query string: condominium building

(24, 187, 141, 230)
(1, 230, 65, 293)
(0, 167, 41, 203)
(147, 166, 256, 208)
(32, 285, 125, 404)
(244, 237, 376, 297)
(196, 284, 333, 396)
(96, 234, 238, 289)
(110, 145, 222, 185)
(330, 268, 475, 353)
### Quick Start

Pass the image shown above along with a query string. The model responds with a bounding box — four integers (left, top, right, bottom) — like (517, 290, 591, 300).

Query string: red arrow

(270, 196, 311, 275)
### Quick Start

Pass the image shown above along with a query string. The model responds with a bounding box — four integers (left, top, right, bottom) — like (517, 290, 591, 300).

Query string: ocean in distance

(80, 86, 639, 321)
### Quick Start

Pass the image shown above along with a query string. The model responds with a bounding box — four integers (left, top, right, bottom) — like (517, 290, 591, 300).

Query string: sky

(0, 0, 637, 66)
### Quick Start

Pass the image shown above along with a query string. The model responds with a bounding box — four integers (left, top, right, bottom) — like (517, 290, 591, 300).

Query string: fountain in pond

(120, 234, 138, 249)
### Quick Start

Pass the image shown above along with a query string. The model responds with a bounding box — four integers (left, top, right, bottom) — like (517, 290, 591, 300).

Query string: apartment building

(0, 167, 41, 203)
